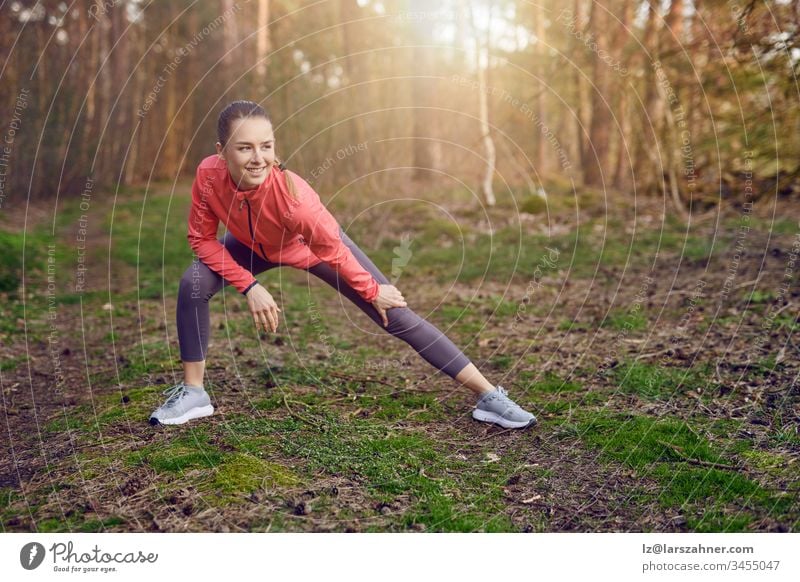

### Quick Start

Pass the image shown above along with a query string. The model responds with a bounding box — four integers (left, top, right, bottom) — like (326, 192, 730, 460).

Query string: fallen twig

(282, 393, 325, 429)
(657, 440, 741, 471)
(327, 371, 397, 389)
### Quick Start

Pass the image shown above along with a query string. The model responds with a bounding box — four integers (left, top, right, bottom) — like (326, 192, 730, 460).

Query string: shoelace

(493, 386, 523, 411)
(162, 383, 188, 408)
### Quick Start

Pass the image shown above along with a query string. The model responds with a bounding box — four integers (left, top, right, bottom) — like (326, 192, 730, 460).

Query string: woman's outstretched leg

(305, 228, 536, 428)
(306, 234, 472, 382)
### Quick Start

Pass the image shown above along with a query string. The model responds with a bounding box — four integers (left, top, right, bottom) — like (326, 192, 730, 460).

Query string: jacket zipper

(241, 198, 269, 262)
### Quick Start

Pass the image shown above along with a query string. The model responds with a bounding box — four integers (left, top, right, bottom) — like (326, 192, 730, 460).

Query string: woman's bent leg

(176, 259, 222, 363)
(176, 232, 279, 363)
(306, 228, 472, 380)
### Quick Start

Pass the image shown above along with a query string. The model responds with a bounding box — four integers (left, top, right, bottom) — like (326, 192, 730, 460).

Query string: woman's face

(216, 117, 276, 190)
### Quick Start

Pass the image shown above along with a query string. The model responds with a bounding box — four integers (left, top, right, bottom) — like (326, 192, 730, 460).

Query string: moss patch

(212, 453, 300, 495)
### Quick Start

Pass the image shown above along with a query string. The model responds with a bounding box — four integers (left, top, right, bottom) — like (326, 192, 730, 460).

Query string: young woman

(149, 100, 536, 430)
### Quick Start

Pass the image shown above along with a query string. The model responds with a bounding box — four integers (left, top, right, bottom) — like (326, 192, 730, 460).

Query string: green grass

(260, 362, 356, 391)
(635, 219, 717, 262)
(221, 412, 520, 531)
(681, 236, 716, 262)
(45, 412, 88, 433)
(487, 294, 520, 318)
(601, 308, 648, 331)
(91, 386, 162, 426)
(0, 230, 26, 294)
(748, 354, 786, 378)
(608, 360, 712, 401)
(211, 453, 300, 497)
(106, 190, 195, 300)
(747, 216, 799, 236)
(550, 225, 629, 278)
(434, 304, 484, 334)
(773, 311, 799, 333)
(489, 354, 515, 370)
(114, 342, 175, 384)
(36, 514, 126, 533)
(572, 411, 795, 531)
(359, 390, 445, 421)
(0, 229, 75, 335)
(769, 427, 800, 447)
(0, 487, 23, 528)
(747, 289, 776, 304)
(6, 182, 797, 533)
(276, 415, 440, 494)
(43, 386, 166, 434)
(558, 319, 593, 331)
(127, 428, 225, 472)
(0, 356, 24, 371)
(0, 185, 165, 337)
(518, 370, 583, 395)
(520, 195, 547, 215)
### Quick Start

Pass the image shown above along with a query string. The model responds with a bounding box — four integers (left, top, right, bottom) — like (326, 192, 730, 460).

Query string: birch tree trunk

(533, 0, 548, 175)
(469, 1, 496, 206)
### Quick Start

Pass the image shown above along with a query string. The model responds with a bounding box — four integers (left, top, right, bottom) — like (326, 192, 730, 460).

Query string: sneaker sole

(149, 404, 215, 426)
(472, 408, 537, 429)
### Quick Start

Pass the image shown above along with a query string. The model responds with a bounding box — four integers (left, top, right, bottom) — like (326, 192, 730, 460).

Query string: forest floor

(1, 177, 798, 532)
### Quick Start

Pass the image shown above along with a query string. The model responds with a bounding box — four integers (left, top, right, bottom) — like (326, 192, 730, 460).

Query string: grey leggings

(176, 229, 471, 379)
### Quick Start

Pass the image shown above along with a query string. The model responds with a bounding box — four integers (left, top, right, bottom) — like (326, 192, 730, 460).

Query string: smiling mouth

(246, 166, 266, 175)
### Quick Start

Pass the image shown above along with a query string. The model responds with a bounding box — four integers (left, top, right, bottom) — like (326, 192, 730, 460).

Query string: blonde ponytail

(275, 157, 298, 200)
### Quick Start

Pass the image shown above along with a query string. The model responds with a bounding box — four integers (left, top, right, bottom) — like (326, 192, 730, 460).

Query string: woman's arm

(280, 171, 381, 303)
(186, 168, 258, 295)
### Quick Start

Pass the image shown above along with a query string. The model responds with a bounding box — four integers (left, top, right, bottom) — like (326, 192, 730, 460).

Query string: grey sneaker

(472, 386, 536, 429)
(149, 382, 214, 426)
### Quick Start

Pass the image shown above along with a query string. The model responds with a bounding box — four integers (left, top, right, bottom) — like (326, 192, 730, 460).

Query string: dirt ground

(1, 184, 798, 532)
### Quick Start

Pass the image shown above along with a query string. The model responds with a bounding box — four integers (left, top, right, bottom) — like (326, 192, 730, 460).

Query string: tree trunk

(111, 2, 130, 183)
(612, 0, 633, 191)
(665, 0, 684, 40)
(469, 0, 496, 205)
(339, 0, 370, 178)
(221, 0, 239, 67)
(97, 7, 112, 184)
(256, 0, 270, 80)
(635, 0, 663, 196)
(572, 0, 588, 184)
(583, 1, 612, 187)
(662, 0, 689, 218)
(409, 0, 440, 181)
(533, 0, 548, 175)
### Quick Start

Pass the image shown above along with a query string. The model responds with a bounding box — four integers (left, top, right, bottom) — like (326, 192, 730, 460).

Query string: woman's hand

(371, 284, 407, 327)
(245, 283, 282, 333)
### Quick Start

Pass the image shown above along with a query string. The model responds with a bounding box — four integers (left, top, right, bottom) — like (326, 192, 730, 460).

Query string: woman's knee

(179, 261, 221, 303)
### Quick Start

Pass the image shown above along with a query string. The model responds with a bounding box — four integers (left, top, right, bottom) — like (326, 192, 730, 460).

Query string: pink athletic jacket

(186, 155, 380, 302)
